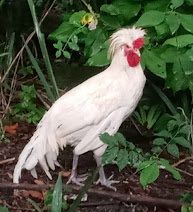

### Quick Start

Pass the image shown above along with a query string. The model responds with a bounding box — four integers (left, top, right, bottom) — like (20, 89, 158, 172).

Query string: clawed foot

(67, 172, 88, 186)
(95, 175, 119, 191)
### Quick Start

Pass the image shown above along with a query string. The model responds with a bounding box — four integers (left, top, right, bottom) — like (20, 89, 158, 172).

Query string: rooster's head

(109, 27, 145, 67)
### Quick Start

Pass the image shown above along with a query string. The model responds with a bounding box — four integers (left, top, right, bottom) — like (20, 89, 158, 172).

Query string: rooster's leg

(94, 155, 119, 191)
(67, 154, 87, 186)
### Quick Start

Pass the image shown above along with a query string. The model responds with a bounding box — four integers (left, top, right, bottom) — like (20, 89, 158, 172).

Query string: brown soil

(0, 122, 193, 212)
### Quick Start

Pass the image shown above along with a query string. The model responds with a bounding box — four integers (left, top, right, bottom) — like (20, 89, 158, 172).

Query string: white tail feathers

(13, 125, 59, 183)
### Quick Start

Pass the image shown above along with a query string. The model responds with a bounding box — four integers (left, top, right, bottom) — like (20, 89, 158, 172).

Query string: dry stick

(0, 183, 183, 209)
(0, 157, 15, 165)
(0, 0, 57, 84)
(173, 156, 193, 167)
(175, 167, 193, 178)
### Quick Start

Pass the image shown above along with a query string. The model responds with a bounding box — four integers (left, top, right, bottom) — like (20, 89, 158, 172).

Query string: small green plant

(137, 157, 181, 188)
(152, 111, 192, 157)
(13, 85, 45, 124)
(180, 192, 193, 212)
(101, 132, 181, 188)
(100, 132, 146, 171)
(133, 104, 162, 130)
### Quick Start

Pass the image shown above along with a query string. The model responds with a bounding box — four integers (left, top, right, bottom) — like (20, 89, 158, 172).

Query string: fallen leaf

(60, 171, 71, 177)
(21, 190, 43, 200)
(34, 179, 45, 185)
(4, 123, 19, 135)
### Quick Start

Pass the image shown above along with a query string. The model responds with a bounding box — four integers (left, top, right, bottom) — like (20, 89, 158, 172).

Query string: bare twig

(0, 183, 184, 209)
(0, 157, 15, 165)
(173, 156, 193, 167)
(175, 167, 193, 178)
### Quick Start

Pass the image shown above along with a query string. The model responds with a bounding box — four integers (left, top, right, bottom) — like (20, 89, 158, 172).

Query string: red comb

(133, 38, 144, 49)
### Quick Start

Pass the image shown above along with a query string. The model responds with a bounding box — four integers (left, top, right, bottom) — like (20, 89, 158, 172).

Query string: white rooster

(13, 27, 146, 190)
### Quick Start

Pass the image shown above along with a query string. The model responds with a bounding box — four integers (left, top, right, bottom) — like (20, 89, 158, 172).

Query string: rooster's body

(13, 27, 146, 190)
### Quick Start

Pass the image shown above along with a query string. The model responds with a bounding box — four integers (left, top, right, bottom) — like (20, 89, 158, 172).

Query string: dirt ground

(0, 122, 193, 211)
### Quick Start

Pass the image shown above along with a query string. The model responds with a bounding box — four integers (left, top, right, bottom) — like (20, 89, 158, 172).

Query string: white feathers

(13, 27, 146, 184)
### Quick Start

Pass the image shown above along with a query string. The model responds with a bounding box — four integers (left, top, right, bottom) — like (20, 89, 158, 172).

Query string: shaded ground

(0, 122, 193, 211)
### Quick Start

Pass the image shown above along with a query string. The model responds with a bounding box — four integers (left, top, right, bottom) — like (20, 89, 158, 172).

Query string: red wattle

(126, 50, 140, 67)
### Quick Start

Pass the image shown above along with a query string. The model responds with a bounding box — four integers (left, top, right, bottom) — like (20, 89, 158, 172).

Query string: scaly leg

(94, 154, 119, 191)
(67, 154, 87, 186)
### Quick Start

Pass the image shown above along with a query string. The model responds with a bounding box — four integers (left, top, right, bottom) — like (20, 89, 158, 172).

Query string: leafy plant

(133, 104, 162, 130)
(137, 157, 181, 188)
(13, 85, 45, 124)
(0, 206, 9, 212)
(101, 132, 181, 188)
(100, 132, 146, 171)
(180, 192, 193, 212)
(152, 111, 192, 157)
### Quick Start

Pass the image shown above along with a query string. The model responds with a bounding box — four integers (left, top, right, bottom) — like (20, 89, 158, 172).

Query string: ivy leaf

(165, 13, 180, 34)
(173, 137, 191, 148)
(167, 143, 179, 157)
(142, 49, 166, 78)
(139, 162, 160, 188)
(163, 34, 193, 48)
(136, 10, 165, 27)
(117, 149, 129, 170)
(180, 14, 193, 34)
(102, 146, 119, 164)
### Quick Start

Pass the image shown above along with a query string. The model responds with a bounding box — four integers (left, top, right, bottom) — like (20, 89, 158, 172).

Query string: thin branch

(173, 156, 193, 167)
(0, 183, 184, 209)
(0, 157, 15, 165)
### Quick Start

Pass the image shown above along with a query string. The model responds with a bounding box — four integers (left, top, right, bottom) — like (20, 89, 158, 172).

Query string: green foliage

(152, 111, 192, 157)
(100, 132, 145, 170)
(13, 85, 45, 124)
(133, 104, 162, 129)
(101, 132, 181, 188)
(180, 192, 193, 212)
(138, 157, 181, 188)
(0, 206, 9, 212)
(49, 0, 193, 100)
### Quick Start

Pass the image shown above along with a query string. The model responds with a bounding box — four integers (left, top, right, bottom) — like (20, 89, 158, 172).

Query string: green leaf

(102, 146, 119, 164)
(69, 10, 86, 26)
(155, 22, 170, 36)
(151, 146, 162, 154)
(117, 149, 129, 170)
(167, 143, 179, 157)
(128, 150, 141, 166)
(100, 133, 117, 146)
(159, 158, 181, 180)
(100, 14, 121, 29)
(153, 138, 167, 146)
(68, 41, 79, 51)
(180, 14, 193, 34)
(136, 10, 165, 27)
(113, 0, 141, 21)
(0, 206, 9, 212)
(167, 119, 177, 131)
(163, 34, 193, 48)
(144, 0, 169, 12)
(165, 13, 180, 34)
(137, 160, 155, 172)
(87, 48, 109, 67)
(56, 50, 62, 58)
(155, 130, 172, 138)
(62, 50, 71, 59)
(173, 137, 191, 148)
(100, 4, 119, 15)
(139, 162, 160, 188)
(171, 0, 184, 9)
(114, 132, 127, 147)
(51, 174, 63, 212)
(142, 49, 166, 78)
(53, 41, 63, 50)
